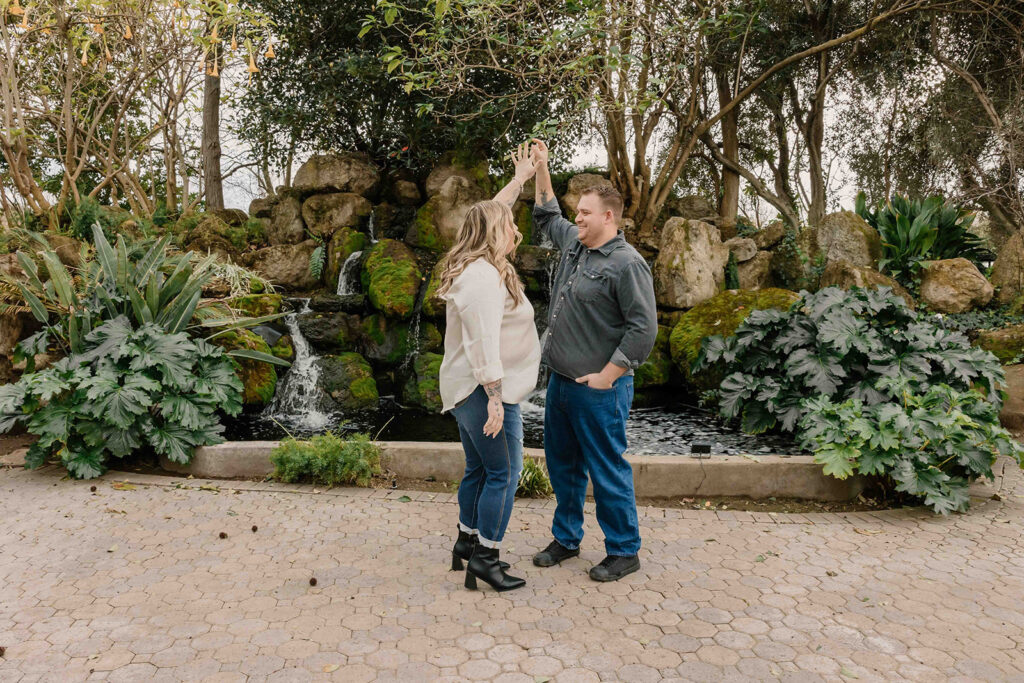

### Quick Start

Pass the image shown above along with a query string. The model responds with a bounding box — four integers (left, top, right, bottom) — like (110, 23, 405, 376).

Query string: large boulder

(752, 221, 786, 250)
(227, 294, 284, 318)
(391, 179, 421, 207)
(47, 234, 85, 268)
(249, 196, 276, 219)
(818, 260, 915, 309)
(402, 352, 443, 413)
(653, 218, 730, 309)
(300, 193, 372, 239)
(183, 215, 236, 260)
(562, 173, 612, 219)
(635, 326, 673, 390)
(292, 153, 380, 198)
(998, 364, 1024, 437)
(918, 258, 993, 313)
(209, 329, 278, 408)
(989, 230, 1024, 304)
(669, 288, 801, 391)
(309, 293, 367, 315)
(362, 239, 422, 319)
(422, 261, 447, 319)
(971, 211, 1018, 255)
(268, 196, 306, 245)
(407, 175, 487, 251)
(296, 311, 362, 354)
(318, 352, 379, 411)
(973, 325, 1024, 364)
(210, 208, 248, 227)
(361, 314, 441, 366)
(425, 158, 493, 198)
(812, 211, 882, 268)
(737, 251, 772, 290)
(513, 244, 559, 298)
(0, 253, 24, 280)
(326, 227, 368, 290)
(270, 335, 295, 363)
(241, 240, 320, 291)
(723, 237, 757, 263)
(665, 195, 718, 223)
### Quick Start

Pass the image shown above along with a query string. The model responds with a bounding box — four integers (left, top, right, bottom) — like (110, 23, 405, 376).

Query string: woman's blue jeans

(451, 386, 524, 548)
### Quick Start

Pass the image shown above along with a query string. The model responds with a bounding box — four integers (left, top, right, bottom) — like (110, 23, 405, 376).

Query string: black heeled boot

(451, 528, 508, 570)
(464, 545, 525, 592)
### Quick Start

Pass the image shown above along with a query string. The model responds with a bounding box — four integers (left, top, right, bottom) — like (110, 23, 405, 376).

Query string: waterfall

(264, 299, 332, 432)
(335, 250, 363, 295)
(367, 212, 377, 243)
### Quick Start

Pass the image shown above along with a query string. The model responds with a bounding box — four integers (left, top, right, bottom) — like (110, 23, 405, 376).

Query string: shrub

(698, 286, 1005, 434)
(855, 192, 992, 288)
(270, 432, 382, 487)
(698, 286, 1021, 513)
(799, 383, 1023, 514)
(0, 318, 243, 478)
(517, 456, 552, 497)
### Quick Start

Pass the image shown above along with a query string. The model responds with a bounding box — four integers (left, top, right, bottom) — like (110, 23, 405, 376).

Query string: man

(529, 139, 658, 581)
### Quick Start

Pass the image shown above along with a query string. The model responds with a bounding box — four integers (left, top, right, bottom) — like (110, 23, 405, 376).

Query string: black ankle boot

(451, 528, 508, 570)
(464, 546, 525, 592)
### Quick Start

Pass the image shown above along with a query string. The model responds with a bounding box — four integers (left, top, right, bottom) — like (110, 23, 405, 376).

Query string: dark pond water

(225, 389, 804, 456)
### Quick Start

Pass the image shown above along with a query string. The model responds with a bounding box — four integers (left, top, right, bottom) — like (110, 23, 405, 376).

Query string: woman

(437, 143, 541, 592)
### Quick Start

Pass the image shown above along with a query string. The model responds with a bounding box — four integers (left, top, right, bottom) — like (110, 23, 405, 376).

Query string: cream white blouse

(439, 258, 541, 412)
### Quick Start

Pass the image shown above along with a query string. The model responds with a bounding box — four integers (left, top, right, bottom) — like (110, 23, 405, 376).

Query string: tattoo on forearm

(484, 381, 502, 400)
(540, 190, 549, 203)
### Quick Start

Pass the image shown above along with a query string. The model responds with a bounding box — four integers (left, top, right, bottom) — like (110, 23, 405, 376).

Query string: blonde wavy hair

(436, 200, 526, 307)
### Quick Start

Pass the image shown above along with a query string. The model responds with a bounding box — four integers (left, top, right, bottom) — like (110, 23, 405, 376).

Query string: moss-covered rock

(296, 311, 362, 354)
(422, 261, 446, 318)
(361, 314, 441, 366)
(515, 201, 533, 245)
(361, 239, 422, 319)
(183, 214, 238, 259)
(407, 201, 446, 252)
(402, 352, 444, 413)
(635, 326, 674, 390)
(270, 334, 295, 363)
(669, 288, 801, 390)
(974, 324, 1024, 364)
(209, 329, 278, 407)
(228, 294, 283, 318)
(318, 352, 379, 411)
(326, 227, 368, 288)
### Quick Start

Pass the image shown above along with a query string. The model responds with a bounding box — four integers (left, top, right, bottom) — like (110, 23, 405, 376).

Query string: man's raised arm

(531, 140, 576, 250)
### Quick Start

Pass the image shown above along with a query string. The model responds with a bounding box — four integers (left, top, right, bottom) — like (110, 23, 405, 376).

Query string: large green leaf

(226, 348, 292, 367)
(144, 421, 196, 464)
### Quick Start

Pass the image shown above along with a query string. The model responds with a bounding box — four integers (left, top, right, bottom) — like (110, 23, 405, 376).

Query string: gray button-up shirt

(533, 198, 658, 379)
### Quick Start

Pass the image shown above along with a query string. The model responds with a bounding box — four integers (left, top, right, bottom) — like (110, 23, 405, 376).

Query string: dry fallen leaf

(107, 544, 118, 553)
(322, 663, 340, 673)
(854, 528, 883, 535)
(111, 482, 136, 491)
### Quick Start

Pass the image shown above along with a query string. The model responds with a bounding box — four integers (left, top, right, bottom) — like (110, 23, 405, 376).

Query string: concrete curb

(160, 441, 867, 501)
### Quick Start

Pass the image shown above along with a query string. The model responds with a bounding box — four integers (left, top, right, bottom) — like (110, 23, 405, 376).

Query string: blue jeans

(544, 373, 639, 556)
(451, 386, 524, 548)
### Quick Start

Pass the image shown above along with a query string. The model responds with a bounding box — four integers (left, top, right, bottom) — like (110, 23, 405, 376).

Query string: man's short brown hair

(580, 185, 623, 224)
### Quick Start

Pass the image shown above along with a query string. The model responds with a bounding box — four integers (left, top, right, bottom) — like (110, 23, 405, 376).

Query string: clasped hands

(509, 139, 549, 186)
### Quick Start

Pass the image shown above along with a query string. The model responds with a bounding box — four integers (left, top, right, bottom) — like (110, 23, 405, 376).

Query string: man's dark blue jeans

(451, 385, 524, 548)
(544, 372, 639, 556)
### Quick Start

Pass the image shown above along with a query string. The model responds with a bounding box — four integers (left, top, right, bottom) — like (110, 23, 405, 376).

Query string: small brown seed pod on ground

(252, 525, 258, 532)
(90, 486, 96, 492)
(309, 577, 317, 586)
(219, 532, 227, 539)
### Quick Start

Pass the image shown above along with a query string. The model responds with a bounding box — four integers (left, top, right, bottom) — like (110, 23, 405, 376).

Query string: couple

(437, 140, 659, 592)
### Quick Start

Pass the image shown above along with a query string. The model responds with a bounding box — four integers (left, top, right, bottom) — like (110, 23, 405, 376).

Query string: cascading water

(263, 299, 332, 432)
(367, 212, 377, 243)
(335, 251, 363, 295)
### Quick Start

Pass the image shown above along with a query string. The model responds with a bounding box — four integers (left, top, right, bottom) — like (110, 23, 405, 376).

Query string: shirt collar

(588, 231, 626, 256)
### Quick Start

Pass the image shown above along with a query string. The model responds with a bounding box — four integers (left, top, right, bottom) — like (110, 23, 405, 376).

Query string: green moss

(229, 294, 283, 318)
(249, 278, 266, 294)
(362, 239, 422, 319)
(422, 261, 446, 318)
(974, 325, 1024, 364)
(403, 352, 443, 413)
(408, 200, 445, 252)
(210, 329, 278, 406)
(635, 326, 673, 389)
(271, 335, 295, 363)
(669, 288, 801, 390)
(515, 202, 533, 245)
(320, 352, 379, 410)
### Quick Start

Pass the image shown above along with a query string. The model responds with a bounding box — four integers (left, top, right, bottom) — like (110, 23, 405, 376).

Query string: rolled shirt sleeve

(609, 258, 659, 370)
(533, 198, 577, 251)
(449, 264, 505, 384)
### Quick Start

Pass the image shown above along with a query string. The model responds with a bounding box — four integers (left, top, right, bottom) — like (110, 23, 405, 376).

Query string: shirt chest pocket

(574, 268, 611, 303)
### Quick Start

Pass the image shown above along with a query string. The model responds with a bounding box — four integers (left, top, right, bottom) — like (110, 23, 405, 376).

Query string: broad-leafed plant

(697, 286, 1005, 435)
(799, 383, 1023, 514)
(698, 286, 1019, 513)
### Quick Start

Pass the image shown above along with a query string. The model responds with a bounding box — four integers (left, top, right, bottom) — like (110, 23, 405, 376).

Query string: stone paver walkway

(1, 461, 1023, 683)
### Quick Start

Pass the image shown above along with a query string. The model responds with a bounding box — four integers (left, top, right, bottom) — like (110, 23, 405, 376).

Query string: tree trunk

(715, 69, 740, 238)
(202, 53, 224, 212)
(805, 56, 828, 227)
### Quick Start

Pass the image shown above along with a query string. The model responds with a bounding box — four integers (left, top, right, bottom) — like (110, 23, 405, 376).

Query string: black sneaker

(589, 554, 640, 582)
(532, 540, 580, 567)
